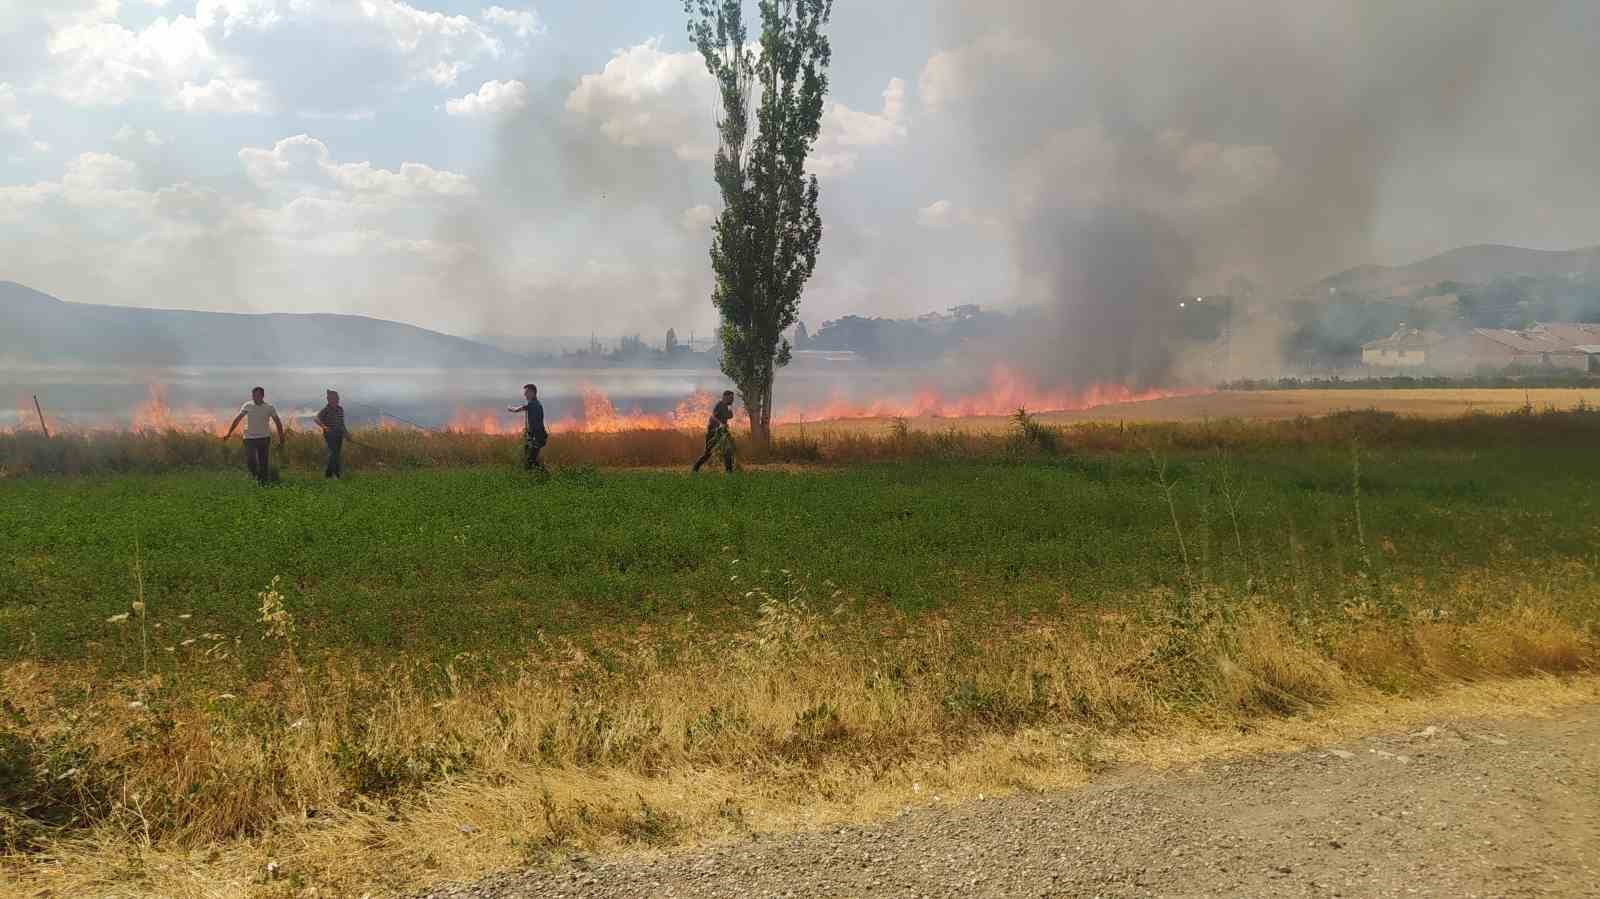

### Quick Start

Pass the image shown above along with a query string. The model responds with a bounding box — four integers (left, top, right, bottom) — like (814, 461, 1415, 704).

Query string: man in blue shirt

(507, 383, 548, 472)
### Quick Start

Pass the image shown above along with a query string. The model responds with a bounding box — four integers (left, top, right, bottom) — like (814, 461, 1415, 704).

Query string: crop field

(780, 386, 1600, 436)
(3, 408, 1599, 897)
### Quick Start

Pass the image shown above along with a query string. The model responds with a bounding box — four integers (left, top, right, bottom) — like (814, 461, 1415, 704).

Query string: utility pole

(32, 395, 50, 438)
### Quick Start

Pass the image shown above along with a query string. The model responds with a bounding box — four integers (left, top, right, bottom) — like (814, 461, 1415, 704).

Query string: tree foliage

(685, 0, 832, 446)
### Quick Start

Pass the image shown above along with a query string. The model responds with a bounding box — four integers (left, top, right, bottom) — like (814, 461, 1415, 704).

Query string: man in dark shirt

(507, 383, 548, 472)
(692, 390, 736, 473)
(314, 389, 347, 479)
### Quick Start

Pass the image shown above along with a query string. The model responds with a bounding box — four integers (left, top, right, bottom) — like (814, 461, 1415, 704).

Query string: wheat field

(774, 387, 1600, 436)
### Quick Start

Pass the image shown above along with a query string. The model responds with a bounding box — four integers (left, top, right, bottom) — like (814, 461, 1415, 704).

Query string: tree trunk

(747, 382, 773, 449)
(744, 361, 775, 450)
(749, 409, 771, 449)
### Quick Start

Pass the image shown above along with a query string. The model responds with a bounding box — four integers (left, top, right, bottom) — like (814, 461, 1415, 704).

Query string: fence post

(33, 395, 50, 438)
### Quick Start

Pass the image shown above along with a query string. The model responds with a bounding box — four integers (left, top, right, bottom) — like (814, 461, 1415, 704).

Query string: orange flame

(775, 365, 1197, 423)
(9, 397, 55, 435)
(10, 367, 1200, 437)
(451, 387, 717, 435)
(130, 385, 227, 435)
(443, 367, 1199, 434)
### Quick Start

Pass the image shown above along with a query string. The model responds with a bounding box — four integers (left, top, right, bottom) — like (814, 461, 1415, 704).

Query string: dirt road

(423, 705, 1600, 898)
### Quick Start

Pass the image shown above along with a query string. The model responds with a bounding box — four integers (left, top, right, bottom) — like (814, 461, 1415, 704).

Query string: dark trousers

(244, 437, 270, 484)
(693, 428, 734, 472)
(324, 432, 344, 478)
(523, 432, 547, 471)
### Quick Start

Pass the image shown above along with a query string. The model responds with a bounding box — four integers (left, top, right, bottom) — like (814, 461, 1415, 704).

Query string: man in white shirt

(222, 386, 285, 485)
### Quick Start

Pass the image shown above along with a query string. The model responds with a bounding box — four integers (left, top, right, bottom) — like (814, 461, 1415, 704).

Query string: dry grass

(7, 397, 1600, 476)
(3, 570, 1595, 898)
(773, 387, 1600, 436)
(5, 398, 1600, 896)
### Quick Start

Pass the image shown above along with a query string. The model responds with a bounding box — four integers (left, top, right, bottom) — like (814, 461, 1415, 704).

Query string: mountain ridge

(1318, 244, 1600, 297)
(0, 281, 530, 369)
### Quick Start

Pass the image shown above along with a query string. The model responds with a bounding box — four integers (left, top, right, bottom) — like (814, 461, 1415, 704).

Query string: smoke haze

(4, 1, 1599, 393)
(923, 0, 1600, 384)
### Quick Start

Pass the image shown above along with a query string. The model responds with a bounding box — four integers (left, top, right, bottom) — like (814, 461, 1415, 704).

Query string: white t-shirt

(238, 401, 278, 439)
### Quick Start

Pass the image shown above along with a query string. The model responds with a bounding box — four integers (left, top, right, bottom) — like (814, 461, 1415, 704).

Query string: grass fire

(5, 0, 1600, 896)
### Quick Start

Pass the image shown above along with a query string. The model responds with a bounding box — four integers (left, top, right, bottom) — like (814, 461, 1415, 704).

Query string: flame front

(445, 368, 1197, 434)
(131, 385, 227, 435)
(451, 387, 717, 435)
(7, 367, 1199, 437)
(775, 366, 1191, 423)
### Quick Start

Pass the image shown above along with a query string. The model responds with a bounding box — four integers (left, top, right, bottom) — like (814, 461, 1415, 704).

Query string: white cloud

(53, 151, 157, 212)
(46, 13, 220, 107)
(238, 133, 328, 186)
(481, 6, 543, 40)
(0, 133, 499, 325)
(298, 108, 377, 122)
(0, 182, 63, 223)
(0, 85, 50, 158)
(175, 76, 265, 113)
(353, 0, 507, 83)
(917, 200, 954, 227)
(812, 77, 909, 176)
(239, 133, 475, 199)
(445, 79, 528, 118)
(113, 124, 166, 147)
(40, 0, 541, 112)
(64, 151, 139, 191)
(330, 159, 475, 198)
(195, 0, 282, 34)
(26, 0, 123, 29)
(0, 84, 33, 146)
(566, 38, 717, 161)
(681, 203, 716, 232)
(425, 60, 469, 87)
(567, 42, 907, 177)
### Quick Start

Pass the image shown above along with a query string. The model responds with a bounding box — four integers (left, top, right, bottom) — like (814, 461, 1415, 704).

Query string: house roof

(1362, 327, 1443, 351)
(1471, 322, 1600, 354)
(1471, 328, 1567, 353)
(1534, 322, 1600, 346)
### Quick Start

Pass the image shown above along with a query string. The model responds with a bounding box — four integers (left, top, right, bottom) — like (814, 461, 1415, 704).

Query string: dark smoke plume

(927, 0, 1598, 385)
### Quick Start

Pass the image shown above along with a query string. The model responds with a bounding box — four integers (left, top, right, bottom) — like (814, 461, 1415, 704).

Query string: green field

(4, 418, 1600, 896)
(5, 444, 1599, 673)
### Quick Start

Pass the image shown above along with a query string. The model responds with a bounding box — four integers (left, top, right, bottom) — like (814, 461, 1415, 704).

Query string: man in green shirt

(692, 390, 736, 473)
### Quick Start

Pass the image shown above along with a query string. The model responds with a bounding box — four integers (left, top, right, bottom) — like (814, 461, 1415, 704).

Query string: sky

(1, 0, 1596, 343)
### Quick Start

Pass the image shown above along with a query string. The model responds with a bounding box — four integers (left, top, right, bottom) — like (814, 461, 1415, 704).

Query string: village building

(1360, 326, 1442, 367)
(1363, 322, 1600, 374)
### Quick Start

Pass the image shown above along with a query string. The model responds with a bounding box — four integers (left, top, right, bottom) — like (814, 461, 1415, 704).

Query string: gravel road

(422, 705, 1600, 898)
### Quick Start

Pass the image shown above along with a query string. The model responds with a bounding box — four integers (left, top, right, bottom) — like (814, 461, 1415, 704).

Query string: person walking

(222, 386, 285, 485)
(314, 389, 347, 478)
(692, 390, 736, 473)
(507, 383, 548, 472)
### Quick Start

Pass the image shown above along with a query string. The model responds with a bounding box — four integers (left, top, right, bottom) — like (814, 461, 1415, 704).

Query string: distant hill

(0, 282, 529, 368)
(1319, 244, 1600, 298)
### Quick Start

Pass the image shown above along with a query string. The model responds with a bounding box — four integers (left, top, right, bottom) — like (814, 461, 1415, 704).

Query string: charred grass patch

(1, 425, 1598, 895)
(5, 402, 1600, 475)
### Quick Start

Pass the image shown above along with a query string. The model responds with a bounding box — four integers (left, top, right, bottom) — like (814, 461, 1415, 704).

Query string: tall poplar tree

(685, 0, 832, 447)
